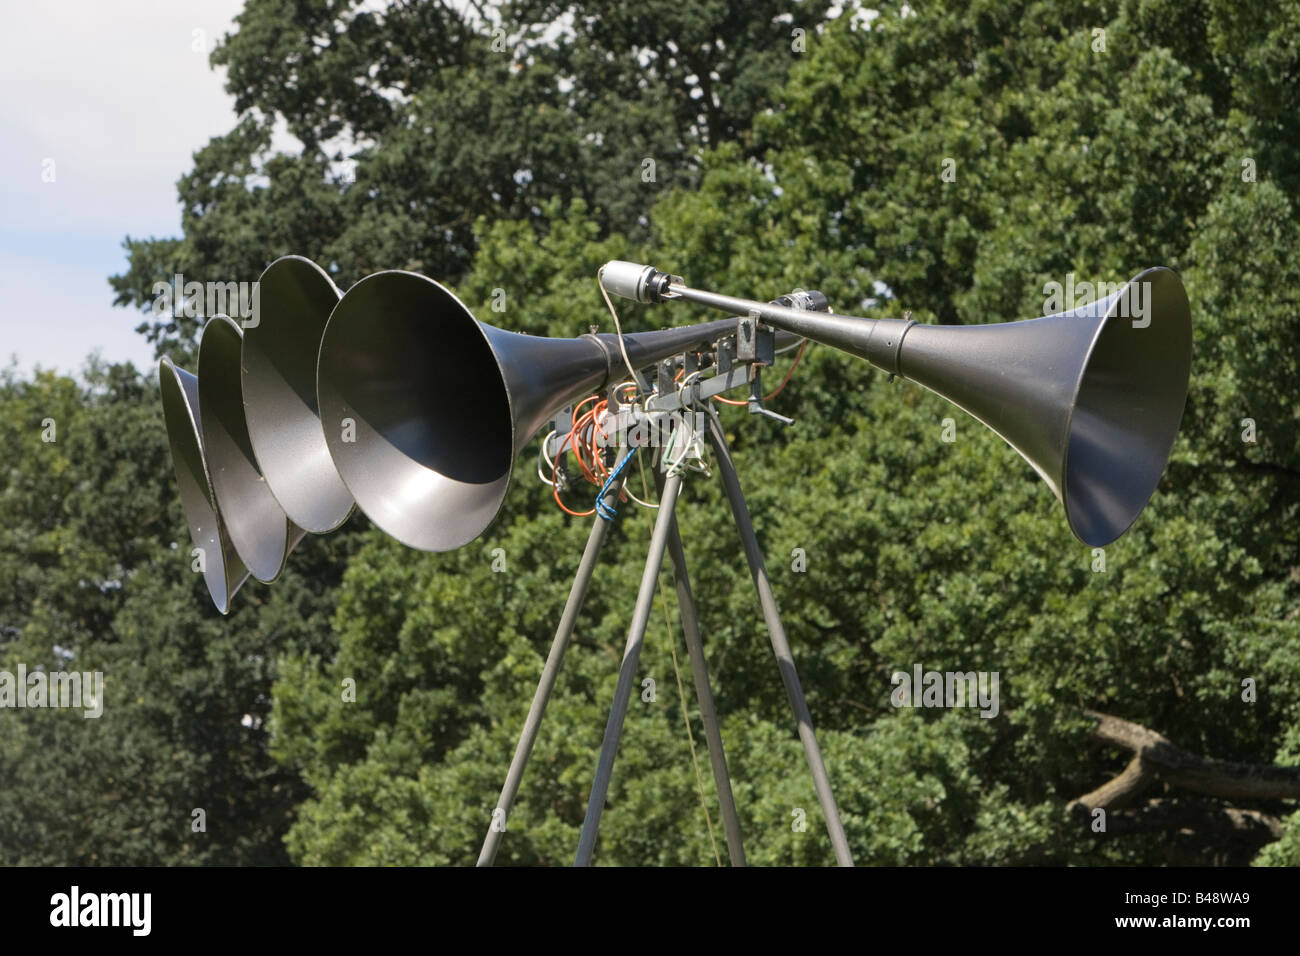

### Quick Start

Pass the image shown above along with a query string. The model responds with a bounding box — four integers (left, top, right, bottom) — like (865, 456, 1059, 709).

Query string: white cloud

(0, 0, 249, 374)
(0, 0, 247, 235)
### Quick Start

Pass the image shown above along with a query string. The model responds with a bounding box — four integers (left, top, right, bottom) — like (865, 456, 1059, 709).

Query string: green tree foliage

(3, 0, 1296, 866)
(0, 361, 356, 863)
(271, 1, 1299, 866)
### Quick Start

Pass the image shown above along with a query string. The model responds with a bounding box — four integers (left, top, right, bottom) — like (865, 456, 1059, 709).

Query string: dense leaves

(0, 361, 358, 863)
(269, 1, 1300, 866)
(2, 0, 1296, 865)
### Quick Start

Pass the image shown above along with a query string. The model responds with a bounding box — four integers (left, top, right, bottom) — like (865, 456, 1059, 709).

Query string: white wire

(662, 432, 685, 476)
(665, 442, 692, 477)
(599, 270, 642, 385)
(678, 368, 706, 391)
(663, 420, 707, 477)
(623, 484, 659, 509)
(657, 369, 712, 477)
(537, 430, 558, 486)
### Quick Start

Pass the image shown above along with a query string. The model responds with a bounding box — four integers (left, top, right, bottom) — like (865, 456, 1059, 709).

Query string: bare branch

(1071, 710, 1300, 810)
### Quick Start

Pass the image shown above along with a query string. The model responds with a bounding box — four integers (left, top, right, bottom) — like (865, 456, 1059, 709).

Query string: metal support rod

(477, 478, 624, 867)
(665, 281, 913, 380)
(704, 409, 855, 866)
(574, 472, 684, 866)
(653, 468, 747, 867)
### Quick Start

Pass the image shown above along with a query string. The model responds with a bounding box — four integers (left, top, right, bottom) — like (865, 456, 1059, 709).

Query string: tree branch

(1070, 710, 1300, 811)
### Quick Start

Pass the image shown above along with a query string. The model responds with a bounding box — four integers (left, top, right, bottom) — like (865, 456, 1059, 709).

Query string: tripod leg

(477, 479, 624, 867)
(653, 468, 747, 866)
(704, 409, 855, 866)
(574, 472, 683, 866)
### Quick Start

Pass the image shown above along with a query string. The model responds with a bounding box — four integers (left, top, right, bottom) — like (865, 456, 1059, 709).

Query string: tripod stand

(477, 402, 853, 867)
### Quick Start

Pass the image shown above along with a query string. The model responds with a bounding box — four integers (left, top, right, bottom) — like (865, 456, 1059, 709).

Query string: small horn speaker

(896, 268, 1192, 545)
(241, 255, 353, 533)
(198, 315, 305, 581)
(159, 357, 249, 613)
(600, 261, 1194, 546)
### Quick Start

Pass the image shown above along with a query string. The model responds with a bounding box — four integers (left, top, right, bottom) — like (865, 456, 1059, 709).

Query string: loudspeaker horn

(198, 314, 306, 581)
(241, 255, 354, 533)
(600, 261, 1193, 546)
(158, 357, 250, 613)
(315, 270, 742, 551)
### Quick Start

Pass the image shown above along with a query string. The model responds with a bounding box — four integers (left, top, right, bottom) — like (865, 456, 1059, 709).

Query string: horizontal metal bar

(645, 364, 755, 414)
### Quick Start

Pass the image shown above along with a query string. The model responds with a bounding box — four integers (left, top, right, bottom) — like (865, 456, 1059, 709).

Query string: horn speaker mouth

(199, 315, 302, 582)
(317, 270, 515, 552)
(1063, 267, 1192, 546)
(241, 255, 353, 534)
(159, 357, 248, 614)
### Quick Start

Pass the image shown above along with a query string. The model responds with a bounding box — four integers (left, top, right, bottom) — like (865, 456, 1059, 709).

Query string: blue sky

(0, 0, 249, 377)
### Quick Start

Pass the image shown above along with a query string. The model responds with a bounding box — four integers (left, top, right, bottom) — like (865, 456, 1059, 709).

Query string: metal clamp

(735, 311, 776, 366)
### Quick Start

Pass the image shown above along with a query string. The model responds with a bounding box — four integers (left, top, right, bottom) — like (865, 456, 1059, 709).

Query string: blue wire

(595, 446, 639, 521)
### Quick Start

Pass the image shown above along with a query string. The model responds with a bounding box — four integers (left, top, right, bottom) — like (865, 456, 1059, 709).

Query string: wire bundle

(539, 383, 655, 518)
(540, 277, 812, 518)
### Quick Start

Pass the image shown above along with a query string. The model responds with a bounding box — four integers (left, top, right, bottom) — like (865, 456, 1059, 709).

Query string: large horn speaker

(890, 270, 1191, 546)
(315, 271, 741, 552)
(198, 315, 306, 581)
(241, 255, 353, 533)
(601, 262, 1193, 546)
(159, 357, 250, 613)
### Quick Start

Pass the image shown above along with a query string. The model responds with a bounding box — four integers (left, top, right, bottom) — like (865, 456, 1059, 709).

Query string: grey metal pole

(574, 471, 683, 866)
(477, 478, 625, 867)
(704, 408, 855, 866)
(653, 469, 747, 866)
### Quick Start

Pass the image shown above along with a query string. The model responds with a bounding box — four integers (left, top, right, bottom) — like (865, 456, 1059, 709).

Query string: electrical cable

(551, 425, 595, 517)
(594, 445, 639, 520)
(599, 269, 641, 385)
(622, 481, 659, 510)
(661, 424, 693, 477)
(713, 338, 810, 406)
(537, 430, 558, 486)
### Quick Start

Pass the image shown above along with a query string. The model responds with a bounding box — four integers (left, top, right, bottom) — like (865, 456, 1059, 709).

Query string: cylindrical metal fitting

(599, 260, 659, 303)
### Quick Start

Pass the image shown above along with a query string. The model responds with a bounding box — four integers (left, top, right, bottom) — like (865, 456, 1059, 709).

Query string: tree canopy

(2, 0, 1297, 866)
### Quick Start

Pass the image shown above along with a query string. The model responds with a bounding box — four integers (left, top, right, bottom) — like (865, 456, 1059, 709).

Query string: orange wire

(557, 360, 809, 517)
(552, 392, 636, 517)
(586, 404, 612, 483)
(764, 339, 809, 399)
(552, 432, 595, 517)
(568, 399, 601, 483)
(714, 339, 809, 406)
(555, 342, 809, 514)
(568, 416, 591, 480)
(551, 394, 601, 516)
(587, 399, 627, 499)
